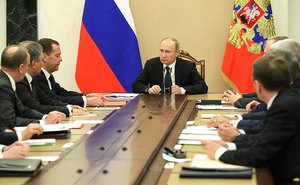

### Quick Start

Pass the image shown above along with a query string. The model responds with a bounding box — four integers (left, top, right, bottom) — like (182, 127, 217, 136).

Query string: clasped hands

(148, 85, 182, 94)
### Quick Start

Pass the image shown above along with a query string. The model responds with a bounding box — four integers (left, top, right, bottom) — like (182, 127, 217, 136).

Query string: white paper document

(26, 156, 59, 162)
(197, 105, 238, 110)
(178, 140, 202, 145)
(22, 139, 56, 146)
(201, 114, 237, 119)
(71, 113, 97, 118)
(179, 134, 221, 141)
(182, 126, 218, 135)
(191, 154, 251, 169)
(73, 120, 104, 124)
(94, 107, 120, 111)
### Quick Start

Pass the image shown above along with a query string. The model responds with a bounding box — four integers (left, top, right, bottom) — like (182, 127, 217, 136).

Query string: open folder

(15, 125, 71, 139)
(0, 159, 42, 177)
(180, 154, 252, 179)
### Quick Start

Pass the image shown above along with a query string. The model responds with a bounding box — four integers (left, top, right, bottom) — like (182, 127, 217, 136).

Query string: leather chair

(178, 49, 205, 79)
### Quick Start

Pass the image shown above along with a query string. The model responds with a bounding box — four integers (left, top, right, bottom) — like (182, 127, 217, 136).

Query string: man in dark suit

(0, 45, 65, 129)
(203, 53, 300, 184)
(36, 38, 106, 107)
(16, 41, 86, 116)
(221, 35, 289, 108)
(0, 124, 43, 146)
(132, 37, 208, 94)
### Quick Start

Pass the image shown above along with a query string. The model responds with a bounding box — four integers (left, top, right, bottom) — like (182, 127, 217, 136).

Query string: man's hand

(171, 85, 181, 94)
(207, 116, 231, 128)
(45, 111, 66, 124)
(72, 107, 88, 116)
(202, 140, 222, 160)
(222, 90, 242, 105)
(218, 124, 240, 142)
(87, 96, 104, 106)
(21, 123, 43, 140)
(87, 93, 108, 101)
(246, 100, 261, 112)
(148, 85, 161, 94)
(3, 141, 29, 159)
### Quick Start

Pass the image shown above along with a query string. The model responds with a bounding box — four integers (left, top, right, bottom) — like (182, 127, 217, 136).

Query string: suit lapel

(174, 58, 182, 85)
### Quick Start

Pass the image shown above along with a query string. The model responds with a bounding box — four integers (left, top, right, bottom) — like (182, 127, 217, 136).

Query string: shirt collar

(2, 70, 16, 91)
(163, 59, 176, 71)
(42, 68, 51, 79)
(25, 73, 33, 84)
(267, 93, 278, 110)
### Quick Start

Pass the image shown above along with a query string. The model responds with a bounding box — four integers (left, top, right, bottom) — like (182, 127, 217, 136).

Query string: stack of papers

(178, 124, 221, 145)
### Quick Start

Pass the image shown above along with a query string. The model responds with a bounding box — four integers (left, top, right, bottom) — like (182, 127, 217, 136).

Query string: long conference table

(0, 93, 261, 185)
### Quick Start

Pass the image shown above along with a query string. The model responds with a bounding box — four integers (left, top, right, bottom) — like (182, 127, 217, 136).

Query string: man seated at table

(202, 53, 300, 184)
(0, 45, 65, 130)
(207, 40, 300, 144)
(0, 124, 43, 146)
(37, 38, 107, 107)
(132, 37, 208, 94)
(222, 35, 289, 108)
(16, 41, 86, 117)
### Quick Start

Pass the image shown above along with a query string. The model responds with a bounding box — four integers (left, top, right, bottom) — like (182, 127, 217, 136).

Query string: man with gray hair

(0, 45, 65, 130)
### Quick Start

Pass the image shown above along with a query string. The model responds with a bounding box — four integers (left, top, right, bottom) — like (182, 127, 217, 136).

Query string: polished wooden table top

(0, 93, 257, 185)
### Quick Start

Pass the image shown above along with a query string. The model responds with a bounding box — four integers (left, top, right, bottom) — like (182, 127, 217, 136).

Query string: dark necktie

(49, 74, 55, 90)
(30, 80, 37, 100)
(164, 66, 172, 93)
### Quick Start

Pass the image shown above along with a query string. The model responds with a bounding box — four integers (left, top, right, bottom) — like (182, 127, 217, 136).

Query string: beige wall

(131, 0, 233, 92)
(0, 0, 299, 93)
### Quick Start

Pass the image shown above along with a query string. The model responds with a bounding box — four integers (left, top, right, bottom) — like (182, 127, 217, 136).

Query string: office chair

(178, 50, 205, 79)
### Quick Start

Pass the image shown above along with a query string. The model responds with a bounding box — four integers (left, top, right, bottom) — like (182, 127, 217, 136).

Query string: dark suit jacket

(16, 77, 70, 116)
(0, 132, 17, 145)
(219, 89, 300, 184)
(234, 92, 260, 108)
(36, 70, 84, 106)
(132, 57, 208, 94)
(0, 70, 43, 129)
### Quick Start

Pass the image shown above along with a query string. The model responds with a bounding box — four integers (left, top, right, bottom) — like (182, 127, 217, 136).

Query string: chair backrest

(178, 49, 205, 79)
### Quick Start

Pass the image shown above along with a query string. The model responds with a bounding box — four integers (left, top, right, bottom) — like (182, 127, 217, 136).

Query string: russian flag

(75, 0, 142, 93)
